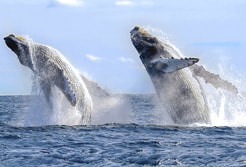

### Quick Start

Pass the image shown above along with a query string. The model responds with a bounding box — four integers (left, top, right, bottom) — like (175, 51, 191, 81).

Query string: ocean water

(0, 95, 245, 167)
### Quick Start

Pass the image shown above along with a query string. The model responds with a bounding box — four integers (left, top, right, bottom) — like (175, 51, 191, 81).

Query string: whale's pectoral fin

(55, 70, 77, 106)
(190, 64, 239, 94)
(151, 57, 199, 73)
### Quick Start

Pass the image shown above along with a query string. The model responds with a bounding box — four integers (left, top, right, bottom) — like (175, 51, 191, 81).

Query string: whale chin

(4, 34, 19, 54)
(4, 34, 34, 71)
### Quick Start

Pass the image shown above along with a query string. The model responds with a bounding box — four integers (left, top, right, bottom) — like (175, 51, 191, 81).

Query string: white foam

(23, 86, 83, 126)
(91, 94, 133, 125)
(209, 89, 246, 127)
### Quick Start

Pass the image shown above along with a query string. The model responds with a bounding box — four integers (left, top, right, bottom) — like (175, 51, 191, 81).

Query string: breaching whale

(4, 34, 92, 124)
(130, 26, 238, 124)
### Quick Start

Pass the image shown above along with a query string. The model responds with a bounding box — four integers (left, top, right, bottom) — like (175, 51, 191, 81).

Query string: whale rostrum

(4, 34, 92, 124)
(130, 26, 238, 124)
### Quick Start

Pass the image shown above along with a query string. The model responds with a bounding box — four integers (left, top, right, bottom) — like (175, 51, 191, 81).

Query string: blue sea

(0, 95, 245, 167)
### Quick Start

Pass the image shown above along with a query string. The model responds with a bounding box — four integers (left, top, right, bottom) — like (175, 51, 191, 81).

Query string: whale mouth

(4, 34, 34, 70)
(4, 34, 19, 53)
(130, 26, 156, 43)
(130, 26, 158, 56)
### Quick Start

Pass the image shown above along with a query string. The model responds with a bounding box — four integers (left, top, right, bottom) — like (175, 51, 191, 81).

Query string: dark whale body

(4, 34, 92, 124)
(130, 26, 238, 124)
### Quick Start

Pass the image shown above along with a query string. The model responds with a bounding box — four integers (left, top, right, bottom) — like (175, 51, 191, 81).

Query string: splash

(80, 74, 134, 125)
(91, 94, 133, 125)
(204, 80, 246, 127)
(24, 87, 83, 126)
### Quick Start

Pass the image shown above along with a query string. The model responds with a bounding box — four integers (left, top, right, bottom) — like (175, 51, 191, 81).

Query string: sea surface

(0, 95, 245, 167)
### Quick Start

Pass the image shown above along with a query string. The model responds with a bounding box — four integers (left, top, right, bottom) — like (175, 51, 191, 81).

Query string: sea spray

(91, 94, 133, 125)
(23, 74, 84, 126)
(80, 74, 134, 125)
(207, 86, 246, 127)
(148, 94, 174, 125)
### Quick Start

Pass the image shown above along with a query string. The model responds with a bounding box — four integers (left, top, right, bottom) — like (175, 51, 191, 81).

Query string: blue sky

(0, 0, 245, 94)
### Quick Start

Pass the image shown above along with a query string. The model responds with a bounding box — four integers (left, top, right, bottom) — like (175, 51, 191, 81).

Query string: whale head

(4, 34, 34, 71)
(130, 26, 161, 59)
(131, 26, 199, 73)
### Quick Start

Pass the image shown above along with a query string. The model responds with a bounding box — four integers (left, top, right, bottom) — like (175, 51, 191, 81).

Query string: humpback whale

(4, 34, 92, 124)
(130, 26, 238, 124)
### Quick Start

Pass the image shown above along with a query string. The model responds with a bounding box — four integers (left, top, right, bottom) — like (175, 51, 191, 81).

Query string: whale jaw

(130, 26, 159, 59)
(130, 27, 199, 73)
(4, 34, 34, 71)
(4, 35, 19, 53)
